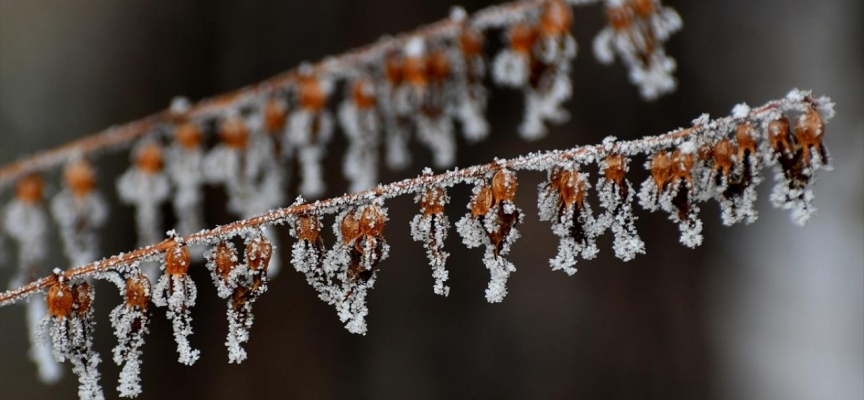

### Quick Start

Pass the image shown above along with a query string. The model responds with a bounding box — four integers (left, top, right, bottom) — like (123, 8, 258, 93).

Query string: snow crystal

(732, 103, 751, 119)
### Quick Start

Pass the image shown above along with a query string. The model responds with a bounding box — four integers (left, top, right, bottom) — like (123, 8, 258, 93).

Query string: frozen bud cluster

(43, 278, 103, 400)
(410, 185, 452, 296)
(493, 0, 576, 139)
(456, 169, 523, 303)
(593, 0, 682, 100)
(537, 166, 600, 275)
(596, 154, 645, 261)
(152, 241, 200, 365)
(109, 273, 151, 397)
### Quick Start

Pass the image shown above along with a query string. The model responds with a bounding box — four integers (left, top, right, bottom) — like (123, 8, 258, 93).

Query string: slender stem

(0, 0, 598, 189)
(0, 93, 817, 307)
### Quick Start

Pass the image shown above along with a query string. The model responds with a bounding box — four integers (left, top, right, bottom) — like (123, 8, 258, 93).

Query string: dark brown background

(1, 0, 861, 399)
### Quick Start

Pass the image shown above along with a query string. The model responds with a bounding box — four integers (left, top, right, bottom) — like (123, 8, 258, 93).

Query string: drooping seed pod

(456, 169, 523, 303)
(290, 214, 332, 302)
(714, 125, 761, 226)
(454, 25, 490, 142)
(110, 272, 151, 398)
(596, 154, 644, 261)
(285, 72, 334, 198)
(592, 0, 681, 99)
(4, 174, 49, 292)
(205, 241, 240, 299)
(339, 77, 382, 193)
(44, 278, 104, 400)
(152, 241, 200, 365)
(264, 98, 288, 135)
(323, 204, 391, 335)
(166, 122, 206, 240)
(657, 147, 703, 248)
(410, 185, 452, 296)
(538, 165, 599, 275)
(117, 140, 171, 283)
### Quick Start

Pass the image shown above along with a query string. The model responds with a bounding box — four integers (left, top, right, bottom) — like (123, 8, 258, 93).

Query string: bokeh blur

(1, 0, 861, 399)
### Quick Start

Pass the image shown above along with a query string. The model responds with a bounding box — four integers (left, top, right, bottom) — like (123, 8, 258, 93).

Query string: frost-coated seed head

(558, 169, 584, 208)
(351, 79, 377, 109)
(404, 55, 427, 87)
(607, 4, 633, 30)
(71, 281, 92, 316)
(632, 0, 656, 18)
(341, 211, 361, 244)
(64, 159, 96, 199)
(420, 187, 446, 215)
(735, 122, 757, 160)
(670, 149, 693, 184)
(713, 139, 734, 177)
(492, 169, 518, 203)
(603, 154, 626, 185)
(509, 23, 537, 54)
(459, 27, 484, 57)
(125, 273, 151, 310)
(471, 186, 494, 217)
(426, 49, 450, 81)
(220, 116, 249, 149)
(214, 241, 238, 280)
(299, 76, 327, 111)
(265, 98, 288, 134)
(165, 243, 191, 276)
(296, 215, 321, 242)
(769, 116, 792, 152)
(246, 236, 273, 272)
(650, 151, 672, 189)
(47, 282, 74, 318)
(795, 107, 825, 164)
(15, 174, 43, 204)
(136, 142, 164, 174)
(385, 56, 404, 85)
(360, 205, 386, 237)
(539, 0, 572, 37)
(174, 122, 202, 150)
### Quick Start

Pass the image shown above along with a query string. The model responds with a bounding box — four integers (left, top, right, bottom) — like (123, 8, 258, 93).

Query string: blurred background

(0, 0, 861, 399)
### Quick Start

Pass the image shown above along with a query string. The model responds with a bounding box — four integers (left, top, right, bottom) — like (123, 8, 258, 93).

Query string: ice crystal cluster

(0, 0, 839, 398)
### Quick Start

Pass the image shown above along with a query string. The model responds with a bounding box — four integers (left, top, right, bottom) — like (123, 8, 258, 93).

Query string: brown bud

(299, 76, 327, 111)
(608, 6, 632, 30)
(14, 174, 42, 204)
(420, 187, 446, 216)
(174, 122, 202, 150)
(603, 154, 626, 185)
(459, 28, 484, 57)
(404, 56, 427, 87)
(670, 149, 694, 184)
(768, 116, 793, 154)
(360, 205, 386, 237)
(125, 273, 151, 310)
(136, 142, 164, 174)
(214, 241, 238, 281)
(470, 186, 494, 218)
(735, 122, 757, 161)
(385, 56, 404, 85)
(165, 243, 191, 276)
(351, 79, 377, 109)
(264, 99, 288, 134)
(491, 169, 518, 203)
(795, 108, 825, 165)
(246, 236, 273, 273)
(71, 281, 92, 316)
(341, 211, 361, 244)
(296, 215, 321, 242)
(64, 159, 96, 199)
(426, 49, 450, 81)
(47, 282, 74, 318)
(539, 0, 572, 37)
(558, 170, 585, 208)
(509, 23, 537, 54)
(631, 0, 656, 18)
(650, 151, 672, 190)
(220, 116, 249, 149)
(713, 139, 735, 178)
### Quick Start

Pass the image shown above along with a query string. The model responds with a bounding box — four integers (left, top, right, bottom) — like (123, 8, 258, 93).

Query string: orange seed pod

(299, 76, 327, 111)
(735, 122, 757, 161)
(214, 241, 238, 281)
(136, 142, 164, 174)
(713, 139, 735, 178)
(471, 186, 494, 217)
(246, 236, 273, 273)
(509, 23, 538, 54)
(71, 281, 92, 316)
(64, 159, 96, 199)
(360, 205, 386, 237)
(125, 274, 151, 310)
(539, 0, 572, 37)
(296, 215, 321, 242)
(768, 116, 792, 153)
(459, 28, 484, 57)
(420, 187, 446, 216)
(264, 99, 288, 134)
(351, 79, 377, 109)
(174, 122, 202, 150)
(650, 151, 672, 189)
(220, 116, 249, 149)
(603, 154, 626, 185)
(165, 243, 191, 276)
(492, 169, 518, 203)
(47, 282, 74, 318)
(341, 211, 361, 244)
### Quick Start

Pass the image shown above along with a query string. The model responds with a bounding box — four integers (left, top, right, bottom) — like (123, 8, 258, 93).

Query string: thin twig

(0, 0, 600, 189)
(0, 92, 821, 307)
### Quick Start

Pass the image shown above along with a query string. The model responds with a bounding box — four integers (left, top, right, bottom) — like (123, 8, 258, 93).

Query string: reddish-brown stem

(0, 0, 597, 189)
(0, 94, 804, 307)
